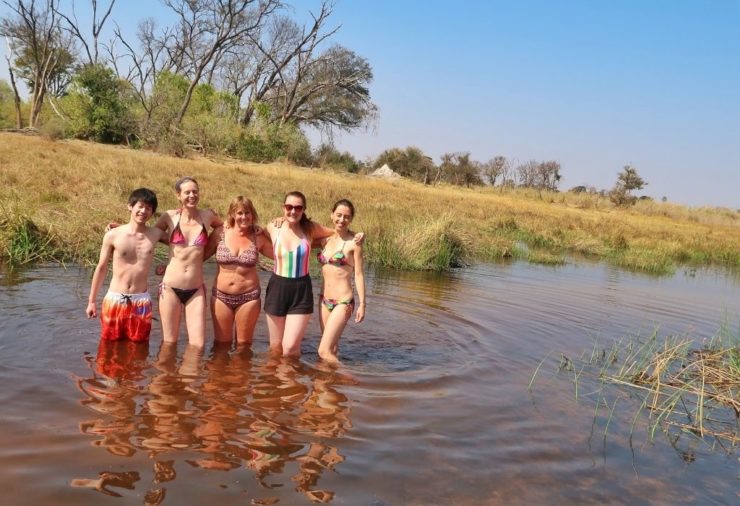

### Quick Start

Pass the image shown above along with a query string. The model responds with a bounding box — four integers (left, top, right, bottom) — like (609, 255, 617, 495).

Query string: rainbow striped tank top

(272, 229, 311, 278)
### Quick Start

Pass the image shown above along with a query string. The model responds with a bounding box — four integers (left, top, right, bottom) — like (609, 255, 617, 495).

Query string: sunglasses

(283, 204, 304, 213)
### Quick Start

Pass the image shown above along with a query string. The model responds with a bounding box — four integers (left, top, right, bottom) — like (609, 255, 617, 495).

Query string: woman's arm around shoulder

(154, 210, 173, 232)
(204, 225, 224, 261)
(203, 208, 223, 229)
(256, 227, 274, 260)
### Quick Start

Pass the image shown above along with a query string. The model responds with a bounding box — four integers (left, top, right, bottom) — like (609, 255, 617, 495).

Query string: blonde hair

(226, 196, 259, 228)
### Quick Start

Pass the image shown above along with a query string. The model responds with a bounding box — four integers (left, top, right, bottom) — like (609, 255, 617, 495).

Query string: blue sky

(2, 1, 738, 208)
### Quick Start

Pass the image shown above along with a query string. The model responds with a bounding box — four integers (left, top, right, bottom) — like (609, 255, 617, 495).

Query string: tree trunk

(6, 61, 23, 129)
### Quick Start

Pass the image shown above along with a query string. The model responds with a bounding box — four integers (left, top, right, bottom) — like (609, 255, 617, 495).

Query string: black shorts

(263, 274, 314, 316)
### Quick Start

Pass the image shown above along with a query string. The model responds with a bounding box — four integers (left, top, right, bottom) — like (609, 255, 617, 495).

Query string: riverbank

(1, 132, 739, 273)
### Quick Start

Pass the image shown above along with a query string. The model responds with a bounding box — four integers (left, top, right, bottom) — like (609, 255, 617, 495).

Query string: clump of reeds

(366, 213, 469, 271)
(534, 328, 740, 449)
(0, 197, 64, 266)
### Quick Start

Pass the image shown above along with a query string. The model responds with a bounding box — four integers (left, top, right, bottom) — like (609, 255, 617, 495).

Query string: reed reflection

(76, 340, 355, 502)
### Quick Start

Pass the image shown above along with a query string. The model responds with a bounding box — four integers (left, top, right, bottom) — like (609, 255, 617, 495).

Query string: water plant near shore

(0, 198, 66, 267)
(532, 327, 740, 451)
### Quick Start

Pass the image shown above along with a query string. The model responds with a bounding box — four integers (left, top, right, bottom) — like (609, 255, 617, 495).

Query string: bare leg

(281, 313, 312, 357)
(183, 287, 207, 348)
(159, 287, 183, 344)
(317, 305, 352, 363)
(211, 296, 235, 344)
(266, 313, 286, 354)
(234, 299, 261, 345)
(318, 297, 329, 333)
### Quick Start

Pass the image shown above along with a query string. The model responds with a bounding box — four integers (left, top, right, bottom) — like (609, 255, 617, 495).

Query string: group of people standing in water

(85, 176, 365, 364)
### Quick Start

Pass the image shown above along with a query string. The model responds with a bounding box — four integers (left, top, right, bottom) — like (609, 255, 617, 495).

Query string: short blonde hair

(226, 196, 259, 228)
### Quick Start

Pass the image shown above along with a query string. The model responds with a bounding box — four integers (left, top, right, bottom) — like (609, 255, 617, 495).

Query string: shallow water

(0, 261, 738, 505)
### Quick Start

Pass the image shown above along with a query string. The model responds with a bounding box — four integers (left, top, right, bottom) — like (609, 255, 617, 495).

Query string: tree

(1, 0, 74, 127)
(609, 164, 647, 206)
(515, 159, 561, 191)
(232, 1, 338, 126)
(161, 0, 279, 129)
(438, 152, 482, 187)
(2, 41, 23, 127)
(272, 44, 376, 131)
(478, 155, 508, 186)
(55, 0, 116, 66)
(374, 146, 434, 183)
(64, 63, 135, 143)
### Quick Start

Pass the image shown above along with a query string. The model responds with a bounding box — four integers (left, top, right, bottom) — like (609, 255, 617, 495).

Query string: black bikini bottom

(172, 287, 199, 304)
(160, 282, 202, 305)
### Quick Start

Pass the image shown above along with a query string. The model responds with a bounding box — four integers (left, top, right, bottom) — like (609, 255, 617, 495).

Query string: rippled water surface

(0, 262, 738, 504)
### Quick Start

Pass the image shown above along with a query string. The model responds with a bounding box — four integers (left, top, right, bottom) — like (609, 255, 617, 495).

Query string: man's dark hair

(128, 188, 158, 213)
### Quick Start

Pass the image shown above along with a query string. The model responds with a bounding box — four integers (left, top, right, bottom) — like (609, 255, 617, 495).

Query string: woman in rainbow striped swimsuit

(263, 191, 362, 357)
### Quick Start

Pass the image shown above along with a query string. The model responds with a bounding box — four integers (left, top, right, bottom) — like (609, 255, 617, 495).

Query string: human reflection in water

(144, 342, 203, 454)
(77, 339, 150, 457)
(77, 339, 355, 502)
(187, 341, 253, 471)
(75, 340, 164, 500)
(291, 363, 354, 502)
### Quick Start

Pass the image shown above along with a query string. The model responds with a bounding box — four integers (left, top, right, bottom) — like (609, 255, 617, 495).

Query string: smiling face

(233, 205, 254, 229)
(283, 194, 306, 224)
(331, 204, 353, 231)
(177, 181, 200, 208)
(129, 201, 154, 224)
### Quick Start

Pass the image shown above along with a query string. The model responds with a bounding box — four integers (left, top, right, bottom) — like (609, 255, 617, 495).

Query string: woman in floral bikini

(315, 199, 366, 363)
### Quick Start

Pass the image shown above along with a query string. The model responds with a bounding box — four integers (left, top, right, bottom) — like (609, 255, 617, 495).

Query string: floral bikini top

(170, 210, 208, 247)
(317, 239, 350, 267)
(215, 229, 258, 267)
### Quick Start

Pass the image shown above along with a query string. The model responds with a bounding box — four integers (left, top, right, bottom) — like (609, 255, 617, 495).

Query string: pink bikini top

(170, 210, 208, 247)
(215, 230, 258, 267)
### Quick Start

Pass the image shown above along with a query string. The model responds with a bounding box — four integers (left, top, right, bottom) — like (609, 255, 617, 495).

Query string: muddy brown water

(0, 262, 737, 504)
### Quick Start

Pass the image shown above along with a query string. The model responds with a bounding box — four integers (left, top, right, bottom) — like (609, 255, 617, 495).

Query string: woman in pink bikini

(155, 176, 222, 348)
(204, 196, 273, 347)
(316, 199, 366, 363)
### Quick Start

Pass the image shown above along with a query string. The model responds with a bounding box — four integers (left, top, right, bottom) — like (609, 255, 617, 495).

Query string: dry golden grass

(1, 132, 739, 272)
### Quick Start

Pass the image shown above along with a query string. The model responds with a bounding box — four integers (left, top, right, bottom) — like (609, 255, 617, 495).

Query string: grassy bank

(1, 132, 739, 273)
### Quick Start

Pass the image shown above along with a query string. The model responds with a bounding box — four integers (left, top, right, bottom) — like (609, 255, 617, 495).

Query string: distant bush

(235, 122, 311, 164)
(314, 143, 361, 172)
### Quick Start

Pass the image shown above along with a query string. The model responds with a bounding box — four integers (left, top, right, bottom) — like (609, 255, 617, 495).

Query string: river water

(0, 261, 737, 504)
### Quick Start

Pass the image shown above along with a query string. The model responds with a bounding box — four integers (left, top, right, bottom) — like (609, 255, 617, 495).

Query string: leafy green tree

(0, 80, 19, 128)
(609, 165, 647, 206)
(315, 143, 360, 172)
(374, 146, 435, 183)
(64, 64, 136, 143)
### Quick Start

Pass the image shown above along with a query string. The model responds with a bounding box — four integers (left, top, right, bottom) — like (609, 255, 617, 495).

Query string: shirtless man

(86, 188, 166, 342)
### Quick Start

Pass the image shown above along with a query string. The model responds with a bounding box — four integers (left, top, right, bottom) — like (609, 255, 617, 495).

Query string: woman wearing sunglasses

(263, 191, 362, 357)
